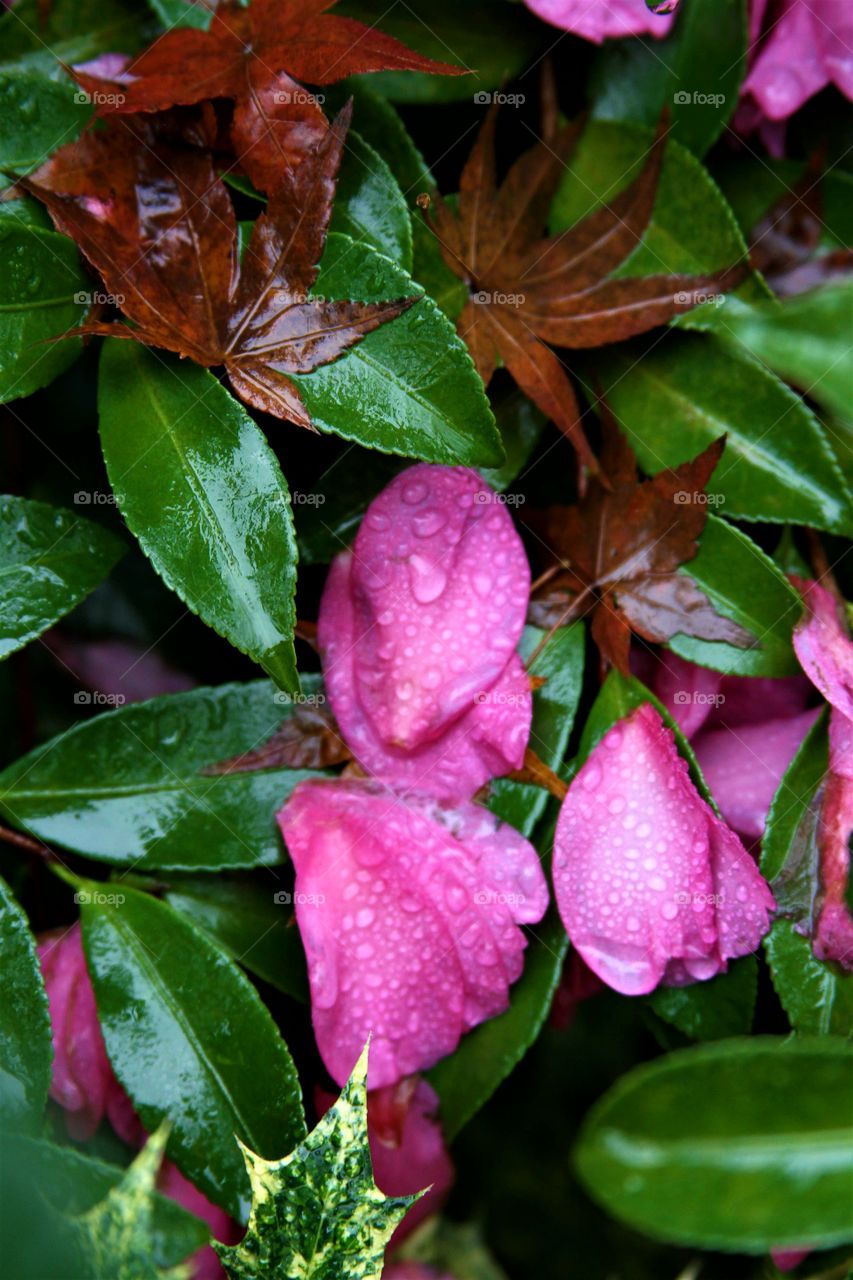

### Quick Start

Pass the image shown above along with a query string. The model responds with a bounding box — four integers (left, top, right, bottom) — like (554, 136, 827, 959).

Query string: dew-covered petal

(792, 578, 853, 726)
(553, 705, 724, 996)
(320, 547, 531, 802)
(707, 811, 776, 960)
(743, 0, 830, 120)
(692, 708, 820, 840)
(278, 778, 546, 1087)
(524, 0, 676, 43)
(322, 463, 530, 755)
(814, 771, 853, 970)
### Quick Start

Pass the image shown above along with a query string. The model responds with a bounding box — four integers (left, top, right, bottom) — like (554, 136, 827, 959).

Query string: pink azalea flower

(770, 1247, 812, 1271)
(553, 704, 775, 995)
(36, 924, 238, 1278)
(316, 1076, 454, 1246)
(278, 777, 548, 1088)
(651, 653, 820, 842)
(792, 578, 853, 968)
(523, 0, 676, 43)
(742, 0, 853, 124)
(319, 464, 532, 804)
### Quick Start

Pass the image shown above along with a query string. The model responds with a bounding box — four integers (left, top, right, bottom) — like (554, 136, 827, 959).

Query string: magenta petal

(793, 578, 853, 726)
(770, 1249, 811, 1273)
(744, 0, 830, 120)
(692, 709, 820, 840)
(524, 0, 675, 41)
(814, 771, 853, 969)
(320, 466, 533, 802)
(652, 652, 723, 738)
(158, 1160, 241, 1280)
(711, 674, 813, 728)
(553, 705, 774, 995)
(278, 778, 547, 1087)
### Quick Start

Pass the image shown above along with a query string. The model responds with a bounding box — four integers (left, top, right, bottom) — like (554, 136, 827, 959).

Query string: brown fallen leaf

(526, 419, 754, 674)
(425, 110, 747, 473)
(24, 104, 415, 429)
(202, 700, 352, 774)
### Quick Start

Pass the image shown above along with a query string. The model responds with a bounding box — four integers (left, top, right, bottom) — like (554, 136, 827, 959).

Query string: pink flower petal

(712, 674, 814, 728)
(553, 705, 774, 995)
(814, 771, 853, 969)
(692, 708, 820, 840)
(317, 1077, 453, 1245)
(319, 465, 532, 801)
(278, 778, 547, 1087)
(524, 0, 676, 42)
(793, 578, 853, 729)
(651, 652, 723, 737)
(158, 1160, 241, 1280)
(744, 0, 831, 120)
(770, 1248, 811, 1272)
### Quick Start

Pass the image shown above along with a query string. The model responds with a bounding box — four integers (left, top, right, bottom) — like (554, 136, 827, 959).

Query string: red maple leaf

(426, 111, 748, 476)
(527, 424, 753, 674)
(72, 0, 466, 192)
(24, 104, 415, 428)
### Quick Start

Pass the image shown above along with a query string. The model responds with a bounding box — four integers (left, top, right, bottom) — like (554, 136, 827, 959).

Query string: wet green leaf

(0, 73, 92, 173)
(0, 876, 52, 1132)
(331, 130, 412, 270)
(0, 0, 149, 80)
(766, 922, 853, 1038)
(647, 956, 757, 1041)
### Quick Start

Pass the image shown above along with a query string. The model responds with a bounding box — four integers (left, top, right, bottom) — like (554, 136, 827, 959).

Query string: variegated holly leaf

(215, 1044, 419, 1280)
(70, 1125, 192, 1280)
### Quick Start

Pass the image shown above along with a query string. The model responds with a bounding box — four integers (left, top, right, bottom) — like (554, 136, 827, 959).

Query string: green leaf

(647, 956, 757, 1041)
(0, 0, 149, 80)
(291, 233, 501, 467)
(0, 200, 90, 401)
(331, 130, 412, 270)
(550, 121, 769, 323)
(0, 680, 323, 871)
(0, 876, 52, 1131)
(147, 0, 213, 30)
(766, 922, 853, 1037)
(724, 280, 853, 425)
(162, 874, 308, 1001)
(215, 1043, 415, 1278)
(574, 1036, 853, 1252)
(98, 341, 299, 693)
(585, 333, 853, 534)
(668, 515, 803, 677)
(341, 0, 541, 104)
(70, 1126, 190, 1280)
(428, 913, 569, 1141)
(0, 495, 124, 660)
(761, 711, 829, 893)
(590, 0, 747, 155)
(0, 72, 92, 173)
(81, 885, 306, 1221)
(490, 623, 585, 837)
(12, 1135, 210, 1270)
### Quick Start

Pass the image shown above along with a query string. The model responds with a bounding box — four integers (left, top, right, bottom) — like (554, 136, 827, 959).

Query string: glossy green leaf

(0, 73, 92, 173)
(590, 0, 746, 155)
(724, 280, 853, 425)
(766, 922, 853, 1037)
(13, 1135, 209, 1270)
(480, 390, 547, 494)
(69, 1126, 185, 1280)
(291, 233, 501, 467)
(98, 341, 299, 692)
(147, 0, 213, 29)
(575, 1036, 853, 1251)
(215, 1043, 414, 1279)
(490, 623, 585, 837)
(668, 515, 803, 677)
(647, 956, 757, 1041)
(0, 876, 52, 1131)
(0, 0, 149, 80)
(162, 874, 308, 1001)
(0, 495, 124, 660)
(342, 0, 540, 104)
(585, 334, 853, 534)
(81, 884, 306, 1221)
(330, 130, 412, 270)
(761, 711, 828, 892)
(429, 913, 569, 1141)
(550, 121, 770, 324)
(0, 200, 89, 401)
(0, 680, 322, 871)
